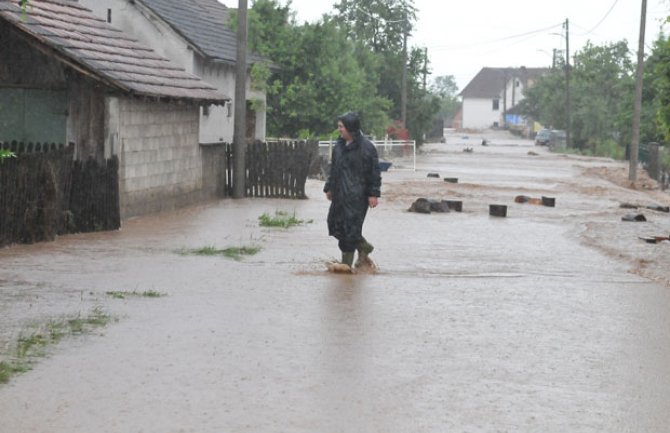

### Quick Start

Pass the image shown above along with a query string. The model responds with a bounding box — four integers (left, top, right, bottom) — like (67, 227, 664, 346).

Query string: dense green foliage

(237, 0, 392, 138)
(647, 34, 670, 142)
(519, 41, 635, 150)
(518, 32, 670, 161)
(429, 74, 461, 134)
(235, 0, 446, 143)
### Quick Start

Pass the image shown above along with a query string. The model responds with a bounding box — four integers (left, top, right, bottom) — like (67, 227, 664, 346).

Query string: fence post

(648, 142, 660, 180)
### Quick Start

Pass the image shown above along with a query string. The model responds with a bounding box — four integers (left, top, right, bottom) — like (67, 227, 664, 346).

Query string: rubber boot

(341, 251, 355, 267)
(355, 238, 374, 268)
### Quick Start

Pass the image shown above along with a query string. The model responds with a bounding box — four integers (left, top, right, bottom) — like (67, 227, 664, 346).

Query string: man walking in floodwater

(324, 111, 381, 272)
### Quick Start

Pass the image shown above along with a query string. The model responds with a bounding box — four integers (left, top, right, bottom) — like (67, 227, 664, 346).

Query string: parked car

(534, 129, 553, 146)
(535, 129, 567, 147)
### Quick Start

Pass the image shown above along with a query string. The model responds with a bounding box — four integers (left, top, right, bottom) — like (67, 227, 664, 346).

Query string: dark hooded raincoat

(324, 135, 381, 246)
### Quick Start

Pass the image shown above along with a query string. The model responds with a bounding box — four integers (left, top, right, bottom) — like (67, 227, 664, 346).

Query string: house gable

(80, 0, 269, 143)
(460, 66, 549, 130)
(138, 0, 265, 66)
(0, 0, 229, 104)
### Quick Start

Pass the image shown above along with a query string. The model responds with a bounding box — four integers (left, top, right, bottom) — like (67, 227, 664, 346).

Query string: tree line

(518, 32, 670, 159)
(235, 0, 458, 144)
(247, 0, 669, 158)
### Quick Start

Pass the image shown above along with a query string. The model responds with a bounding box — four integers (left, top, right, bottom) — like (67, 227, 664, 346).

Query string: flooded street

(2, 130, 670, 432)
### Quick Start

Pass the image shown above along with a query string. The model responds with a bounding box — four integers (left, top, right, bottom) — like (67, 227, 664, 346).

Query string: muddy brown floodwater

(1, 130, 670, 432)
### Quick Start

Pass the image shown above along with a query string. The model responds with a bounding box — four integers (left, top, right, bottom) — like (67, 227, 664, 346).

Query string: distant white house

(459, 67, 548, 131)
(80, 0, 269, 144)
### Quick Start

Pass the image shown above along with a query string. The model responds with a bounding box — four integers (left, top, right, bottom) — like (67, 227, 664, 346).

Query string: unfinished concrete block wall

(114, 98, 206, 219)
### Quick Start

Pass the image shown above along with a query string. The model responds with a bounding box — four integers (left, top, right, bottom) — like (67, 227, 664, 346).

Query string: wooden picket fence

(247, 140, 317, 198)
(0, 142, 120, 247)
(1, 139, 316, 246)
(1, 140, 68, 154)
(221, 140, 318, 198)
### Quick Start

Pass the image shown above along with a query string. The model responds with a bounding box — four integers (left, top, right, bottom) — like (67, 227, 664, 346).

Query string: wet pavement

(1, 130, 670, 432)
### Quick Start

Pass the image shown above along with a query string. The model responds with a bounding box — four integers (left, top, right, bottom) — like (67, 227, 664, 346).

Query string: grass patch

(106, 290, 166, 299)
(258, 210, 312, 228)
(180, 246, 225, 256)
(0, 361, 29, 384)
(551, 139, 626, 160)
(221, 246, 262, 261)
(176, 245, 262, 260)
(0, 307, 114, 385)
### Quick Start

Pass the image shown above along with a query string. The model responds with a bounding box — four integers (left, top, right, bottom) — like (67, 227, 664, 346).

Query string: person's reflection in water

(316, 276, 381, 431)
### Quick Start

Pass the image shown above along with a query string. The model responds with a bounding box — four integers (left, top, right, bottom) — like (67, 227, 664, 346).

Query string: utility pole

(422, 47, 428, 91)
(630, 0, 647, 181)
(233, 0, 248, 198)
(552, 48, 557, 69)
(564, 18, 571, 148)
(502, 69, 508, 128)
(401, 30, 408, 127)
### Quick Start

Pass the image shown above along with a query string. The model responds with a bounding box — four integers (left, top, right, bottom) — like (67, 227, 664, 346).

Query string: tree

(333, 0, 416, 54)
(647, 33, 670, 141)
(333, 0, 441, 143)
(516, 71, 567, 132)
(431, 75, 458, 99)
(235, 0, 443, 142)
(518, 40, 636, 151)
(430, 74, 461, 126)
(241, 0, 391, 138)
(570, 41, 635, 149)
(404, 47, 440, 142)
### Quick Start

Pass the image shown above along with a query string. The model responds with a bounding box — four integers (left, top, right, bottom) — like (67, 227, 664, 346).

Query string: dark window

(0, 88, 67, 143)
(492, 99, 499, 110)
(107, 9, 112, 23)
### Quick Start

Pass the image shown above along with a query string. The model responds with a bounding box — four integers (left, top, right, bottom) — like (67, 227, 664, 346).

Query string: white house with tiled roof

(80, 0, 268, 144)
(459, 67, 548, 130)
(0, 0, 231, 218)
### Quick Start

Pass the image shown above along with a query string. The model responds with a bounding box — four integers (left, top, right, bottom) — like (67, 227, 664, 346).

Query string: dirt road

(1, 130, 670, 432)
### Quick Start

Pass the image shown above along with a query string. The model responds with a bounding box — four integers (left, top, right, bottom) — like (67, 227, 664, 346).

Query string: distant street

(1, 130, 670, 433)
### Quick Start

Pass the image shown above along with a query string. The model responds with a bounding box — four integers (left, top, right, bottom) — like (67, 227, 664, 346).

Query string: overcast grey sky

(220, 0, 669, 91)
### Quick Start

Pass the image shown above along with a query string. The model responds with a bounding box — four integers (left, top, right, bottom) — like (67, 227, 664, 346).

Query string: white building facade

(459, 67, 548, 130)
(80, 0, 267, 144)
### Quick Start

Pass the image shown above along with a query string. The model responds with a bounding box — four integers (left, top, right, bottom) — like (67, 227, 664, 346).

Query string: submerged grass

(179, 246, 224, 256)
(0, 307, 114, 385)
(258, 210, 312, 228)
(106, 290, 166, 299)
(0, 361, 28, 384)
(221, 246, 262, 260)
(176, 245, 262, 260)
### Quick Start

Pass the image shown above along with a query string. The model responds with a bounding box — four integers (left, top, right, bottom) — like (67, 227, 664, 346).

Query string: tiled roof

(0, 0, 230, 104)
(460, 67, 549, 98)
(139, 0, 264, 65)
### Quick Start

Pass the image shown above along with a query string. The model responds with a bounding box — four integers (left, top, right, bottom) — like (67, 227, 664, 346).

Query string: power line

(577, 0, 619, 36)
(426, 22, 564, 51)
